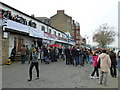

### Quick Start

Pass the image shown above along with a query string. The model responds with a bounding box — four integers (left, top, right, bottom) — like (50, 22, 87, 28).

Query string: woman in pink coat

(90, 52, 99, 79)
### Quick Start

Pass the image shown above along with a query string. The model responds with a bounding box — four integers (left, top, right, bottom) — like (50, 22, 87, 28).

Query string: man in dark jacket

(71, 47, 77, 66)
(65, 47, 71, 65)
(43, 47, 49, 64)
(75, 47, 80, 66)
(10, 47, 16, 62)
(79, 48, 84, 66)
(109, 50, 117, 77)
(117, 50, 120, 71)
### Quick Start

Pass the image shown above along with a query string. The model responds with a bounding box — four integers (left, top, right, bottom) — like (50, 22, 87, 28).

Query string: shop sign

(42, 39, 50, 43)
(29, 27, 44, 38)
(6, 19, 29, 33)
(44, 32, 57, 40)
(3, 32, 8, 38)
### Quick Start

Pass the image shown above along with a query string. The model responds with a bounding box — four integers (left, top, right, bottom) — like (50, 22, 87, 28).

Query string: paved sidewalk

(2, 60, 119, 88)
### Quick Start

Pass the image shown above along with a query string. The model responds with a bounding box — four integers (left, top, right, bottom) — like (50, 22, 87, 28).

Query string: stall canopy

(49, 44, 61, 48)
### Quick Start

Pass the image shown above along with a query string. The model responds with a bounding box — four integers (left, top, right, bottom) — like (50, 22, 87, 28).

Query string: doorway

(18, 38, 23, 52)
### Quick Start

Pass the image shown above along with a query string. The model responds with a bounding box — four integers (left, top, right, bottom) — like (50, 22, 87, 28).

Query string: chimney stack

(57, 10, 64, 14)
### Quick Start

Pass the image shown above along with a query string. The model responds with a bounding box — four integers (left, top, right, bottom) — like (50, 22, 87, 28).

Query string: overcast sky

(1, 0, 119, 47)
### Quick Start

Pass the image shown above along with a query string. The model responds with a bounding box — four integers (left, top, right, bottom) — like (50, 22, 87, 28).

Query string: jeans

(44, 56, 49, 62)
(85, 56, 89, 63)
(75, 56, 80, 66)
(91, 66, 99, 77)
(21, 55, 26, 64)
(118, 58, 120, 70)
(25, 53, 29, 61)
(89, 56, 92, 63)
(29, 62, 39, 80)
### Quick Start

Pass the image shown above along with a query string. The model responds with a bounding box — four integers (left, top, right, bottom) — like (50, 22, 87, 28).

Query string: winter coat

(92, 55, 98, 67)
(109, 52, 117, 64)
(97, 53, 111, 72)
(43, 48, 49, 57)
(71, 48, 77, 57)
(65, 48, 71, 56)
(30, 52, 39, 62)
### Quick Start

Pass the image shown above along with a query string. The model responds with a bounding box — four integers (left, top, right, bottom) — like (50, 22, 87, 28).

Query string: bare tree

(93, 23, 116, 48)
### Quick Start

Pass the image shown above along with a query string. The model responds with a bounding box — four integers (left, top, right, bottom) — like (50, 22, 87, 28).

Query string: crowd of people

(10, 44, 120, 84)
(2, 9, 37, 28)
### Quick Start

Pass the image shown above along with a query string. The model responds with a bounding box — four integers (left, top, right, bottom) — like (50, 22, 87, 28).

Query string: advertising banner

(29, 27, 44, 38)
(6, 19, 29, 33)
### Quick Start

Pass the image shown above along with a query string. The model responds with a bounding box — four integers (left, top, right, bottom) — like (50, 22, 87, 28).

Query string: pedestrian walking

(26, 45, 29, 61)
(61, 46, 65, 60)
(38, 47, 41, 60)
(75, 47, 80, 66)
(109, 50, 117, 78)
(65, 47, 71, 65)
(58, 47, 62, 59)
(117, 50, 120, 71)
(79, 48, 84, 66)
(40, 47, 44, 63)
(98, 49, 111, 86)
(84, 48, 88, 64)
(28, 47, 39, 81)
(43, 47, 50, 64)
(10, 47, 16, 62)
(89, 49, 93, 64)
(20, 45, 27, 64)
(28, 44, 34, 64)
(90, 52, 99, 79)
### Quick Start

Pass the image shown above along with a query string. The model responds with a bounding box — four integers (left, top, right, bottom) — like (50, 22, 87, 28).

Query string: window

(58, 33, 60, 37)
(54, 31, 56, 36)
(62, 34, 65, 38)
(62, 35, 64, 38)
(49, 29, 51, 34)
(41, 26, 45, 32)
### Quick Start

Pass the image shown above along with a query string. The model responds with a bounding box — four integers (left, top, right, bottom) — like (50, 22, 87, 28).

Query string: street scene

(0, 0, 120, 89)
(2, 60, 119, 88)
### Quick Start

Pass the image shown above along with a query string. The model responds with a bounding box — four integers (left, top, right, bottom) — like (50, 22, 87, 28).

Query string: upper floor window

(41, 26, 45, 32)
(49, 29, 51, 34)
(54, 31, 56, 36)
(58, 33, 60, 37)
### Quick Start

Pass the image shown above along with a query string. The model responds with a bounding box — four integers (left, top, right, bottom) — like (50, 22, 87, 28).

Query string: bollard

(6, 58, 11, 65)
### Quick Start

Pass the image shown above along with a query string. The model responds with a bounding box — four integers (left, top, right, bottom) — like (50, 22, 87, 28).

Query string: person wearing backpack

(117, 50, 120, 71)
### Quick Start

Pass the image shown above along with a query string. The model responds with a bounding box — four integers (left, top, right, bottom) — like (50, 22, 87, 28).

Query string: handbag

(97, 58, 100, 68)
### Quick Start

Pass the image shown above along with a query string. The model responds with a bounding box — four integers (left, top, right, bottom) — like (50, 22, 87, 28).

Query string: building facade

(36, 17, 50, 25)
(72, 20, 81, 46)
(0, 2, 75, 64)
(50, 10, 82, 46)
(50, 10, 73, 35)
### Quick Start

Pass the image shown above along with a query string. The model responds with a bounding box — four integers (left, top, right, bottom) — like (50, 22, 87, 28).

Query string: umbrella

(49, 44, 61, 48)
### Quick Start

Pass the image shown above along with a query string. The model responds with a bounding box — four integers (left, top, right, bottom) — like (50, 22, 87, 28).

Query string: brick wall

(50, 11, 73, 34)
(2, 31, 9, 64)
